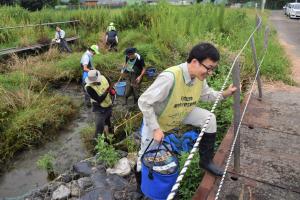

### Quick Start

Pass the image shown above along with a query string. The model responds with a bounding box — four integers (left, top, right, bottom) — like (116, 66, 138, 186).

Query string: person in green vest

(136, 43, 237, 179)
(106, 22, 116, 32)
(85, 70, 116, 138)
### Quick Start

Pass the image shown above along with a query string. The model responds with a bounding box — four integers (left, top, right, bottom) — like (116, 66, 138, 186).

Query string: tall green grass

(0, 4, 291, 83)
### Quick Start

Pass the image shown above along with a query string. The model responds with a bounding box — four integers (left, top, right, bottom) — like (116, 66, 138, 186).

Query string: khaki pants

(137, 107, 217, 171)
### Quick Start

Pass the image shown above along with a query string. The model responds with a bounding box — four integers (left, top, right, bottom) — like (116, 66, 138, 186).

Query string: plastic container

(115, 81, 126, 96)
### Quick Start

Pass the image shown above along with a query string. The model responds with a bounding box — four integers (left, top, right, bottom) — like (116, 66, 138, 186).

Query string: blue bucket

(115, 81, 126, 96)
(146, 67, 157, 78)
(141, 141, 179, 200)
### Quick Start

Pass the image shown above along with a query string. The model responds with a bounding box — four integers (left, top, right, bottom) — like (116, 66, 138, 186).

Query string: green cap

(109, 22, 114, 26)
(90, 45, 100, 55)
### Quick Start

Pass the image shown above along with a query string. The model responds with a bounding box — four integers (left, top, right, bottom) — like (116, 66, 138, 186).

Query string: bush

(95, 135, 120, 168)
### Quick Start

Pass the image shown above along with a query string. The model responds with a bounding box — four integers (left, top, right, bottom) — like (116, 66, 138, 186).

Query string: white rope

(0, 20, 80, 30)
(214, 50, 267, 200)
(166, 16, 262, 200)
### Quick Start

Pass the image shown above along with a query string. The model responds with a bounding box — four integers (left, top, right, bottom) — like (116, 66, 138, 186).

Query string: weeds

(36, 152, 56, 180)
(80, 123, 95, 153)
(178, 152, 204, 200)
(95, 135, 120, 168)
(124, 118, 138, 153)
(0, 94, 78, 168)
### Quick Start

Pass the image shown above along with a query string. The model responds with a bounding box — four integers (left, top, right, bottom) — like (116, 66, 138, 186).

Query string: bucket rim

(115, 81, 126, 86)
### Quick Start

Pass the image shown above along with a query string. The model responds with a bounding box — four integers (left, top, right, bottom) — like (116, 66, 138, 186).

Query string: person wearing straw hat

(85, 70, 116, 139)
(122, 47, 146, 105)
(80, 45, 100, 107)
(52, 26, 72, 53)
(137, 43, 237, 179)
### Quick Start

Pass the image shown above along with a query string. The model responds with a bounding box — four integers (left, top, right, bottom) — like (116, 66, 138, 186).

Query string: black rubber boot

(199, 133, 224, 177)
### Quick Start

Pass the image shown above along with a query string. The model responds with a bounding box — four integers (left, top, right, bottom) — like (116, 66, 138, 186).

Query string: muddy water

(0, 84, 92, 198)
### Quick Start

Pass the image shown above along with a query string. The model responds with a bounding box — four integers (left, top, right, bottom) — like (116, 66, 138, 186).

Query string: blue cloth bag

(164, 130, 199, 154)
(141, 139, 179, 200)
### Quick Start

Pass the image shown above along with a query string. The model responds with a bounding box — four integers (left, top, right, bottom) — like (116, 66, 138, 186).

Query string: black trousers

(94, 108, 112, 139)
(59, 39, 72, 53)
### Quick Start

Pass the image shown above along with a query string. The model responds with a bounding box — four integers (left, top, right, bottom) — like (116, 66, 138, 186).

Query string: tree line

(0, 0, 79, 11)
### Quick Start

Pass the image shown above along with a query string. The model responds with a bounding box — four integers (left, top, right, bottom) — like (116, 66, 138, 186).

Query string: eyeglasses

(200, 62, 216, 73)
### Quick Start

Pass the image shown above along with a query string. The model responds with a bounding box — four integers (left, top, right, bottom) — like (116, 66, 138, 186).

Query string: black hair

(124, 47, 137, 55)
(88, 47, 95, 53)
(187, 43, 220, 63)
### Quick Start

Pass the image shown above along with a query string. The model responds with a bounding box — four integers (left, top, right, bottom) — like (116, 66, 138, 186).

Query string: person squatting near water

(105, 22, 118, 51)
(85, 70, 116, 139)
(121, 47, 146, 105)
(80, 45, 100, 107)
(52, 26, 72, 53)
(135, 43, 238, 188)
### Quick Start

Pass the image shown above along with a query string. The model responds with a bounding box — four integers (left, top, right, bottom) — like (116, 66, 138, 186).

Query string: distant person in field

(105, 22, 118, 51)
(80, 45, 100, 107)
(52, 26, 72, 53)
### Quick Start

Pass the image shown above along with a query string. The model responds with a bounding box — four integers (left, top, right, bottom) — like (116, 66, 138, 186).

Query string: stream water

(0, 84, 91, 198)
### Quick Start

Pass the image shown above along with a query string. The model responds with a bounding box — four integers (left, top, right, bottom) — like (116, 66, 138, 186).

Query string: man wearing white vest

(137, 43, 237, 178)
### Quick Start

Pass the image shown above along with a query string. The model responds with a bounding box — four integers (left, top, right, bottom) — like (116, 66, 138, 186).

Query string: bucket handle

(143, 138, 175, 180)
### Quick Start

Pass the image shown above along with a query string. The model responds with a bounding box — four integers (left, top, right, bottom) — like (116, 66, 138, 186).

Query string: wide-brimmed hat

(85, 70, 101, 84)
(90, 45, 100, 55)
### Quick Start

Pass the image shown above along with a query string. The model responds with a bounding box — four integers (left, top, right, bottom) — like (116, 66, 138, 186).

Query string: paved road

(270, 10, 300, 84)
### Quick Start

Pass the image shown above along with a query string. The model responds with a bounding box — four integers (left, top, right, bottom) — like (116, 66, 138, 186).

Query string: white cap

(85, 70, 101, 84)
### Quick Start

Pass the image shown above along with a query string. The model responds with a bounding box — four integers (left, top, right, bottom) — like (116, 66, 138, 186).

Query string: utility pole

(261, 0, 266, 12)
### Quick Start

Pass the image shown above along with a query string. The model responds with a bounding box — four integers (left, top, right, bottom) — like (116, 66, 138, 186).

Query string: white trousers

(137, 107, 216, 171)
